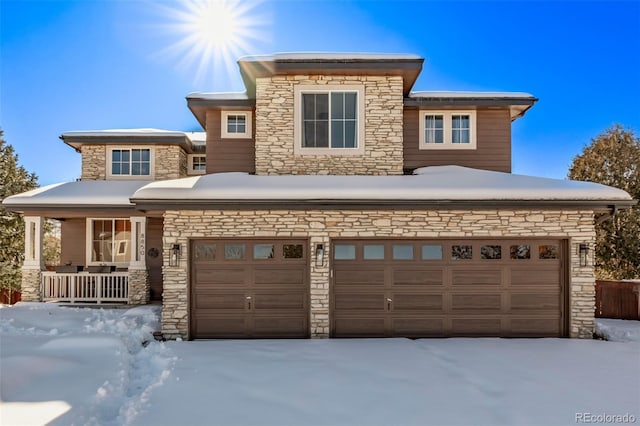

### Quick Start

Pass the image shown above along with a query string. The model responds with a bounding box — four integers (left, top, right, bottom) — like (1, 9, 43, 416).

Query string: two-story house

(3, 53, 634, 340)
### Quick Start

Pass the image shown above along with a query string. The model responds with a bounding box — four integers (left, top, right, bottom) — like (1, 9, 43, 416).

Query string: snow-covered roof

(5, 167, 632, 212)
(186, 91, 249, 101)
(130, 166, 633, 208)
(186, 132, 206, 145)
(239, 53, 423, 62)
(2, 180, 150, 210)
(61, 129, 189, 138)
(409, 91, 535, 99)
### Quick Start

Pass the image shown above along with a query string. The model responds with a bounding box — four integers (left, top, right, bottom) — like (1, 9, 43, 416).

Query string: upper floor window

(109, 148, 153, 177)
(294, 85, 365, 156)
(221, 111, 252, 139)
(188, 155, 206, 175)
(419, 111, 476, 149)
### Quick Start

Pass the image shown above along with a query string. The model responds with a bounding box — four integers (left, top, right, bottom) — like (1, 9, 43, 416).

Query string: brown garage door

(191, 239, 309, 339)
(331, 239, 567, 338)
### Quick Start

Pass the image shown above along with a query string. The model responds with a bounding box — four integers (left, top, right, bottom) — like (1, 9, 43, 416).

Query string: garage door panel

(334, 317, 386, 337)
(391, 318, 444, 336)
(452, 270, 502, 286)
(509, 318, 560, 336)
(334, 268, 385, 286)
(194, 317, 247, 338)
(392, 294, 443, 311)
(511, 293, 560, 311)
(253, 292, 306, 311)
(334, 293, 385, 311)
(195, 268, 245, 285)
(511, 269, 559, 286)
(253, 316, 308, 337)
(195, 293, 246, 310)
(451, 294, 502, 311)
(253, 268, 305, 286)
(451, 318, 502, 335)
(393, 269, 444, 286)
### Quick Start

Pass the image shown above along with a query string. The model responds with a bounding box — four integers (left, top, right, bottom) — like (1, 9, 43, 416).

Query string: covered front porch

(2, 180, 163, 305)
(22, 215, 155, 305)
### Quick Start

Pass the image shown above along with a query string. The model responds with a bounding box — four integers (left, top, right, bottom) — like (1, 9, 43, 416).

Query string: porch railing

(41, 272, 129, 304)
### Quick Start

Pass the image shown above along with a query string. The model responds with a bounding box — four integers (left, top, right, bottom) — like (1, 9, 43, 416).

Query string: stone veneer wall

(254, 75, 404, 175)
(80, 144, 188, 180)
(128, 268, 150, 304)
(81, 145, 106, 180)
(155, 145, 188, 180)
(161, 209, 596, 340)
(20, 269, 42, 301)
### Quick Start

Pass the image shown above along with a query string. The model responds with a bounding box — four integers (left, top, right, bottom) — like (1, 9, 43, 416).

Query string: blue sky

(1, 0, 639, 186)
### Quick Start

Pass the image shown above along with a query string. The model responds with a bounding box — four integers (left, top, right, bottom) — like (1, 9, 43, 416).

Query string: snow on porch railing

(41, 272, 129, 304)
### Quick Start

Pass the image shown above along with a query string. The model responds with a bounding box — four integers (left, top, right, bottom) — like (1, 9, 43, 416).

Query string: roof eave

(186, 97, 256, 129)
(403, 97, 539, 120)
(238, 58, 425, 97)
(130, 198, 637, 212)
(59, 135, 196, 153)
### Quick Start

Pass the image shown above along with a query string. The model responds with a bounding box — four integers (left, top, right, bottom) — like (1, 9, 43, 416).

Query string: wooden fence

(0, 289, 21, 305)
(595, 280, 640, 320)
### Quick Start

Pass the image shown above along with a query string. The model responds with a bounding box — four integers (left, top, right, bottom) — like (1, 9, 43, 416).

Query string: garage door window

(224, 244, 245, 260)
(452, 245, 473, 260)
(393, 245, 414, 260)
(510, 245, 530, 260)
(334, 244, 356, 260)
(283, 244, 304, 259)
(363, 245, 385, 260)
(254, 244, 274, 260)
(421, 245, 443, 260)
(195, 243, 216, 261)
(481, 245, 502, 260)
(539, 245, 559, 259)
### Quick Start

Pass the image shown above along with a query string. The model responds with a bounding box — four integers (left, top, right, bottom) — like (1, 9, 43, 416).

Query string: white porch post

(128, 216, 149, 304)
(22, 216, 44, 301)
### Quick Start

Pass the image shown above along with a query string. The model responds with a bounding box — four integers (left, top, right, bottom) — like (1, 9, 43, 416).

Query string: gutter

(130, 198, 637, 212)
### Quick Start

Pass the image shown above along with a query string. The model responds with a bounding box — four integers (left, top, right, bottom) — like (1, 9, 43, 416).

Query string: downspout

(595, 205, 619, 225)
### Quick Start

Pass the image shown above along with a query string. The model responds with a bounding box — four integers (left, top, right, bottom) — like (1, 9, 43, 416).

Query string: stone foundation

(128, 268, 150, 305)
(161, 209, 597, 340)
(20, 268, 42, 301)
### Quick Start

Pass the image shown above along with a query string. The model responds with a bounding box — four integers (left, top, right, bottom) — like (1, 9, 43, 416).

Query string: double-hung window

(419, 111, 476, 149)
(221, 111, 252, 138)
(188, 155, 206, 175)
(294, 85, 364, 155)
(109, 148, 152, 177)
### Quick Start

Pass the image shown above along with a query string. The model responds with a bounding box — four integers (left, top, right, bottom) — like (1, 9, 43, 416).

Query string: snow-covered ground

(596, 318, 640, 342)
(1, 303, 639, 426)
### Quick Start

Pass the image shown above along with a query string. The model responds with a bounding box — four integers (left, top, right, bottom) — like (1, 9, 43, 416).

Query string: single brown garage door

(332, 239, 567, 338)
(191, 239, 309, 339)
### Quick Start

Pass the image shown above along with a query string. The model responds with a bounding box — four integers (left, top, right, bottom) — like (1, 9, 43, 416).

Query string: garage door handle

(386, 298, 392, 311)
(246, 296, 252, 310)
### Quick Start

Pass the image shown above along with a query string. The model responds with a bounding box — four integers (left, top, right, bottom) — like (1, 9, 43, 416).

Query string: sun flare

(156, 0, 268, 88)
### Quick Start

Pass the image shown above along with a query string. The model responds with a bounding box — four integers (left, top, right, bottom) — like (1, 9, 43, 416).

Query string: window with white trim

(108, 148, 153, 177)
(221, 111, 252, 138)
(88, 219, 131, 264)
(188, 155, 206, 175)
(294, 85, 365, 155)
(419, 111, 476, 149)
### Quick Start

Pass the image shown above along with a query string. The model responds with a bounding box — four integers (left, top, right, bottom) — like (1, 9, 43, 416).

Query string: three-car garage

(189, 238, 568, 339)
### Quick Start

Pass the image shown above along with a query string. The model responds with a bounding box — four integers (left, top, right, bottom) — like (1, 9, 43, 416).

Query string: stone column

(21, 216, 44, 301)
(128, 217, 149, 304)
